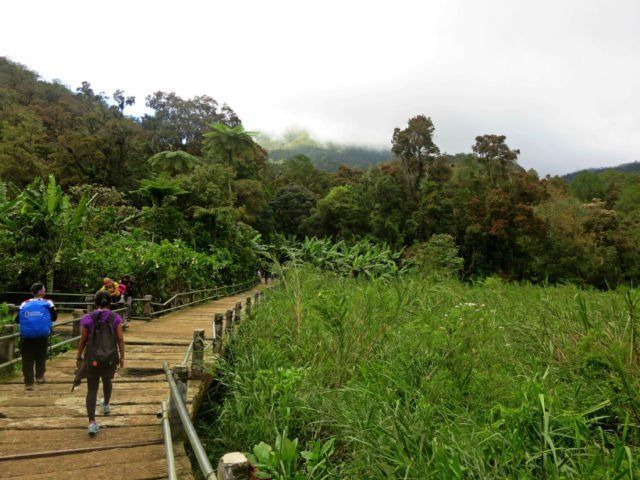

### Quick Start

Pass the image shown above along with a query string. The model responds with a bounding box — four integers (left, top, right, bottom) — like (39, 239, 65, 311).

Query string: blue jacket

(17, 298, 57, 338)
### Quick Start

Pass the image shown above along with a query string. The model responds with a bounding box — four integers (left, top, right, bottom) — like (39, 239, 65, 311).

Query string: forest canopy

(1, 57, 639, 292)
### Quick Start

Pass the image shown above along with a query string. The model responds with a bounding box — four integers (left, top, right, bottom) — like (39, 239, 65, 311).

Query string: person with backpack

(75, 290, 125, 436)
(15, 282, 57, 390)
(119, 275, 133, 300)
(100, 277, 123, 303)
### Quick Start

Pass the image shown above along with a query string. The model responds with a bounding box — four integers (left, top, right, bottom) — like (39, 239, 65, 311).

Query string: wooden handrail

(0, 307, 128, 369)
(149, 279, 258, 308)
(1, 280, 257, 370)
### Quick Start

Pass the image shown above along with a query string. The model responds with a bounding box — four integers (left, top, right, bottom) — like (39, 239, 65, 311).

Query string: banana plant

(282, 237, 405, 279)
(0, 175, 87, 291)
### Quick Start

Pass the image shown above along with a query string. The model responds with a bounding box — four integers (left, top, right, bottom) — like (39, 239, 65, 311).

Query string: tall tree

(304, 186, 369, 239)
(472, 134, 520, 186)
(363, 166, 414, 246)
(330, 165, 365, 188)
(270, 184, 317, 237)
(391, 115, 440, 197)
(144, 92, 240, 154)
(271, 155, 330, 196)
(112, 89, 135, 114)
(569, 171, 607, 202)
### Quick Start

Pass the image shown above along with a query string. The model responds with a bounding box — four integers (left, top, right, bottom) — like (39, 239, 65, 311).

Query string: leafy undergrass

(198, 269, 640, 478)
(0, 303, 14, 327)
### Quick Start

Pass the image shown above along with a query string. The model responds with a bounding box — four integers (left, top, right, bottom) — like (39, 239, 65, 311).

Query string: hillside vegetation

(2, 57, 640, 290)
(562, 162, 640, 183)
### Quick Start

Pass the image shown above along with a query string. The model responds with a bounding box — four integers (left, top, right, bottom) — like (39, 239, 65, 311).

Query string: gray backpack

(86, 311, 118, 368)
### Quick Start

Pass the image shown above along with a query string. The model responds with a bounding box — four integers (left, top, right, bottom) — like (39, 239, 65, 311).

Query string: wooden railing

(0, 306, 127, 370)
(141, 279, 259, 319)
(162, 289, 264, 480)
(0, 280, 266, 479)
(0, 278, 260, 370)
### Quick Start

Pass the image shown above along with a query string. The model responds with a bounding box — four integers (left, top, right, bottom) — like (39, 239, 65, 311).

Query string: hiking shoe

(88, 422, 100, 436)
(100, 400, 111, 415)
(24, 384, 34, 391)
(35, 376, 45, 384)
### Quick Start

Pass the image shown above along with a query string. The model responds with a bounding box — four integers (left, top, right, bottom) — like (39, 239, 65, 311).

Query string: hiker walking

(15, 283, 57, 390)
(76, 290, 125, 436)
(119, 274, 133, 301)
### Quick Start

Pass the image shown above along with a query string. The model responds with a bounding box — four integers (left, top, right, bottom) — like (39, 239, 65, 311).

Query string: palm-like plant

(202, 123, 264, 180)
(136, 177, 188, 207)
(147, 150, 200, 176)
(202, 123, 259, 163)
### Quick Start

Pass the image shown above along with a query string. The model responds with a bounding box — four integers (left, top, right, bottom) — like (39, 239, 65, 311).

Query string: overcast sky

(1, 0, 639, 175)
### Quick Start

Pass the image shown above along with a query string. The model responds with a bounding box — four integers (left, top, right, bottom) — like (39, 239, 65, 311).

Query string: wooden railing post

(0, 324, 17, 365)
(192, 329, 205, 378)
(245, 297, 252, 317)
(217, 452, 250, 480)
(235, 302, 242, 324)
(125, 296, 134, 319)
(72, 309, 83, 347)
(254, 291, 260, 305)
(225, 310, 233, 334)
(85, 295, 95, 313)
(143, 294, 153, 319)
(121, 301, 129, 329)
(214, 313, 224, 353)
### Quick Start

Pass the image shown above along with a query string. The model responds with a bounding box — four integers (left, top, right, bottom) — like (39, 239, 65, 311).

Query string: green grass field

(198, 269, 640, 478)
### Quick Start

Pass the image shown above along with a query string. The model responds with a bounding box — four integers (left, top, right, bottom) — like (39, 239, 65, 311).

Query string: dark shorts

(86, 364, 116, 380)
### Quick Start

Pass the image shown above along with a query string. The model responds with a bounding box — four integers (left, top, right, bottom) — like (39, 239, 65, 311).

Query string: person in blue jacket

(15, 283, 57, 390)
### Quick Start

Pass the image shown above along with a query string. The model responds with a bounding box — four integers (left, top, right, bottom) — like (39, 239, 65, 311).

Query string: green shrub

(56, 232, 258, 299)
(404, 233, 463, 277)
(0, 303, 13, 326)
(248, 430, 335, 480)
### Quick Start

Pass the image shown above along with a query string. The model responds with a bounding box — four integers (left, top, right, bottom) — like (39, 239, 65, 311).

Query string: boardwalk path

(0, 285, 265, 479)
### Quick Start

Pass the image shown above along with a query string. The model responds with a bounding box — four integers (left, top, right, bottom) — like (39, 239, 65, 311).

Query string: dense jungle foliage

(199, 268, 640, 479)
(1, 56, 640, 297)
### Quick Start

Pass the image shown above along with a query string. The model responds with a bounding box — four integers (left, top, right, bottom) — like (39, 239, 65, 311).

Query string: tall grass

(198, 269, 640, 478)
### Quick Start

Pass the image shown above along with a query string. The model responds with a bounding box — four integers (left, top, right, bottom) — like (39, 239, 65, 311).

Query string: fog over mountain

(1, 0, 638, 175)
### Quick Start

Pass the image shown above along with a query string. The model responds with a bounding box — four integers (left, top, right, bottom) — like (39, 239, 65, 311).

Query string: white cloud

(1, 0, 638, 174)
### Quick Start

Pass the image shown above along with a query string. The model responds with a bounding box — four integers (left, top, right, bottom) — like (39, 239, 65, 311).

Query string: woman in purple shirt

(76, 291, 125, 436)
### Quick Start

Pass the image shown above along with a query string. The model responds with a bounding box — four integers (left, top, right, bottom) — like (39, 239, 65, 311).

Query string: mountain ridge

(561, 161, 640, 182)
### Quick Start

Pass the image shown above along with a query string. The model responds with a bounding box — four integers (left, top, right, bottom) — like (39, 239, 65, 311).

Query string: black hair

(30, 282, 44, 295)
(95, 290, 112, 308)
